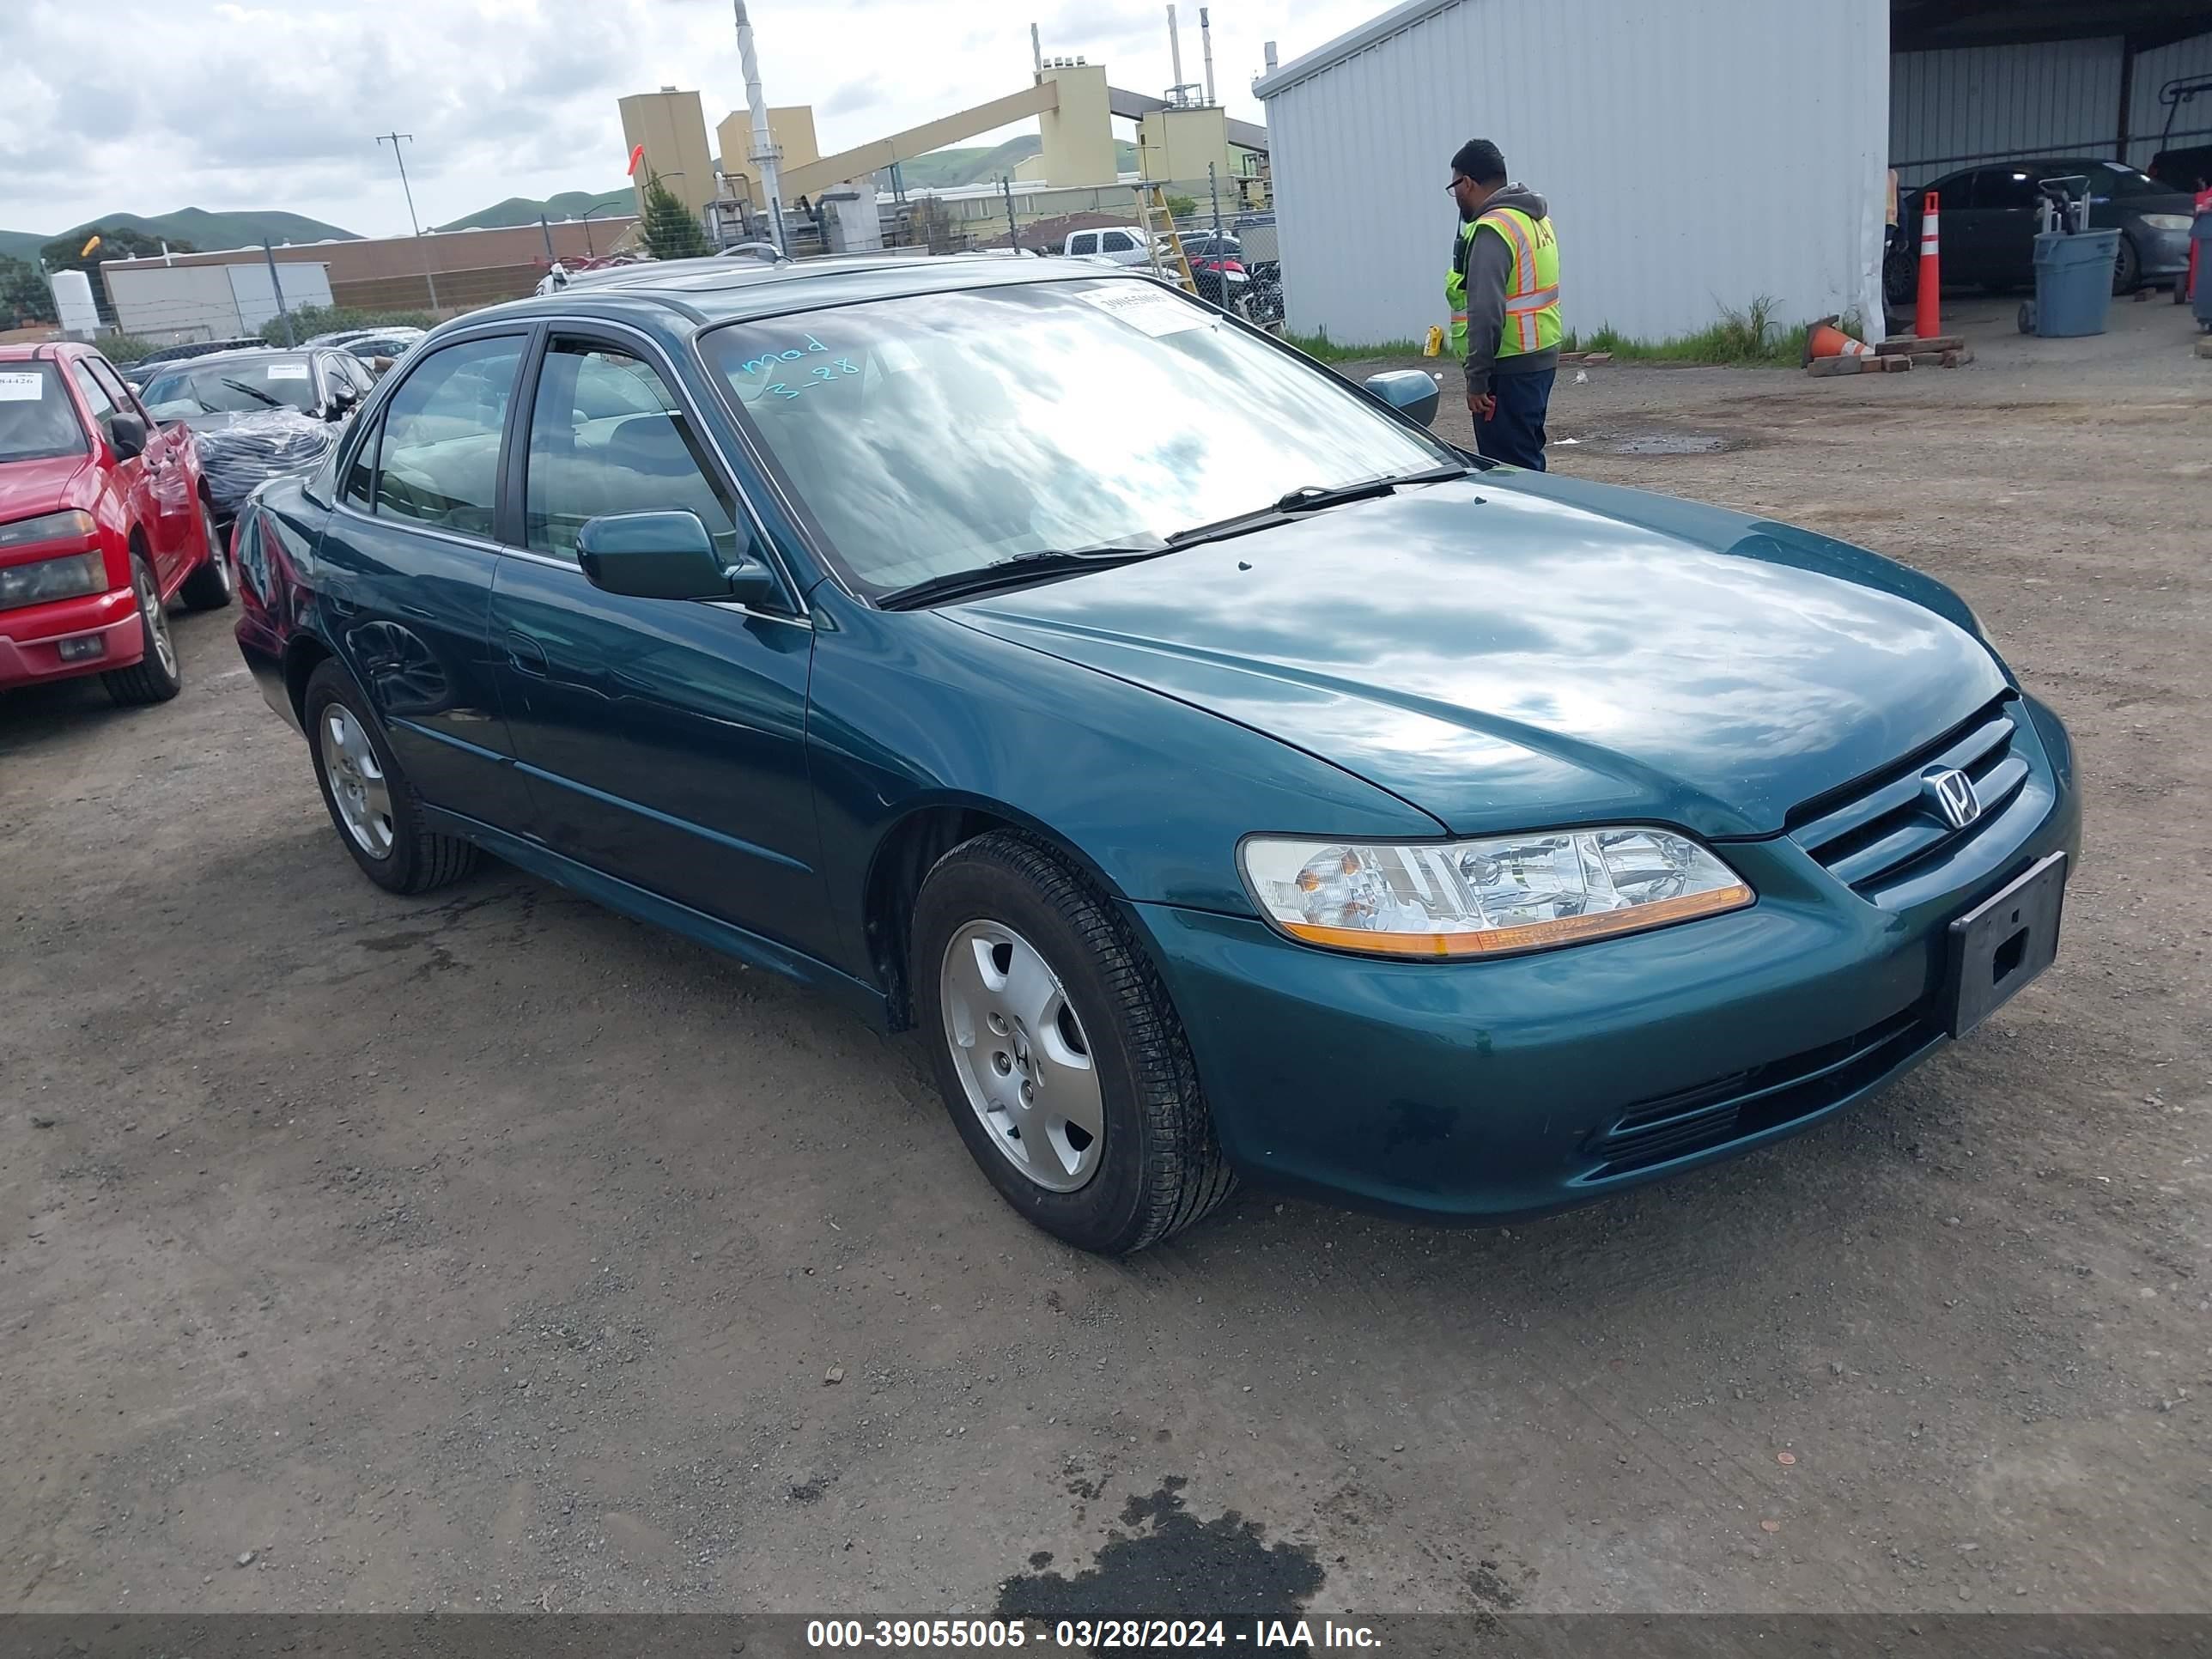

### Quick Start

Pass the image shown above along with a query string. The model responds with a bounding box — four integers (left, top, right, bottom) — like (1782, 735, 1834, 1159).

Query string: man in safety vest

(1446, 139, 1560, 470)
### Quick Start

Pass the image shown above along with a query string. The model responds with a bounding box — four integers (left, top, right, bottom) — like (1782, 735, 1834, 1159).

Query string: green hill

(0, 207, 357, 266)
(876, 137, 1138, 191)
(435, 189, 632, 232)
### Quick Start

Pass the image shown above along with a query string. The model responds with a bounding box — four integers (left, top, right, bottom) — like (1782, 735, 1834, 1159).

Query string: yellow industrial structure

(618, 42, 1269, 240)
(617, 88, 718, 219)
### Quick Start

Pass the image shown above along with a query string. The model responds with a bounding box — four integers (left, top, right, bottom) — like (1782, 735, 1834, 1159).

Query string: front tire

(912, 832, 1235, 1255)
(302, 659, 478, 895)
(177, 501, 233, 611)
(2112, 233, 2141, 295)
(100, 551, 183, 706)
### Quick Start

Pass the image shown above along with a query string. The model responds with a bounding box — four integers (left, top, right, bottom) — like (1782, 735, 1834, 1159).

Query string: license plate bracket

(1944, 851, 2067, 1039)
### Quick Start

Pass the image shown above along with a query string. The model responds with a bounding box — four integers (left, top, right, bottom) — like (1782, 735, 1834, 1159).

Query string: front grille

(1579, 1011, 1935, 1180)
(1789, 696, 2026, 892)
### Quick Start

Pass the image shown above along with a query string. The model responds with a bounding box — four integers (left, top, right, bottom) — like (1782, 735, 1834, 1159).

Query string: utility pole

(262, 240, 295, 347)
(538, 213, 556, 262)
(375, 131, 442, 312)
(1002, 175, 1020, 253)
(1209, 161, 1232, 316)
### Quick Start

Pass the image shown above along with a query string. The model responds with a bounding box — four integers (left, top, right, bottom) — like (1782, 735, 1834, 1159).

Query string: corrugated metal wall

(2130, 31, 2212, 169)
(1260, 0, 1889, 350)
(1889, 30, 2212, 183)
(1890, 40, 2125, 184)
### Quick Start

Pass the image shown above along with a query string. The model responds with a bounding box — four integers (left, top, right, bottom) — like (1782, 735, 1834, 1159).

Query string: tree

(0, 256, 56, 325)
(638, 173, 709, 261)
(39, 225, 193, 278)
(36, 226, 198, 326)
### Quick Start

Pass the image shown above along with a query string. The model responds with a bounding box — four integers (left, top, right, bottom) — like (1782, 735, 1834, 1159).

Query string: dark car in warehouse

(1890, 157, 2193, 301)
(231, 255, 2078, 1255)
(139, 347, 373, 529)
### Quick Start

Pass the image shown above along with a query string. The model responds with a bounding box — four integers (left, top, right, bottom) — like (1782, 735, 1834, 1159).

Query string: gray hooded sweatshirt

(1454, 184, 1556, 397)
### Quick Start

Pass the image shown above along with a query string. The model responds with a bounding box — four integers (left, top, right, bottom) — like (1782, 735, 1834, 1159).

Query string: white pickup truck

(1061, 227, 1158, 265)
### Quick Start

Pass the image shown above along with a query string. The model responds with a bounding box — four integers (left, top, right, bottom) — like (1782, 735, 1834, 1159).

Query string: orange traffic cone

(1805, 317, 1875, 362)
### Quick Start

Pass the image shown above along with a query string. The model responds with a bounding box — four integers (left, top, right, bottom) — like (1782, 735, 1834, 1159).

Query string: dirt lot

(3, 295, 2207, 1619)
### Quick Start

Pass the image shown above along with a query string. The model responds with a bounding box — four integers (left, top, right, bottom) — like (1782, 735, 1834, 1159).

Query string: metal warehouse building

(1255, 0, 2212, 349)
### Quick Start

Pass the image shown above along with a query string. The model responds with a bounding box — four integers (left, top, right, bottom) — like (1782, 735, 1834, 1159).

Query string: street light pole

(580, 200, 624, 258)
(375, 131, 442, 312)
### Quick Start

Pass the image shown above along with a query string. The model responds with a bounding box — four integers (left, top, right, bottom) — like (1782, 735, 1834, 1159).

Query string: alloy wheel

(939, 920, 1104, 1192)
(137, 565, 176, 679)
(319, 705, 395, 859)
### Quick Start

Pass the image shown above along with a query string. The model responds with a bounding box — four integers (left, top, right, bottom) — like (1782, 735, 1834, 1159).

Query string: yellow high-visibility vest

(1447, 204, 1561, 360)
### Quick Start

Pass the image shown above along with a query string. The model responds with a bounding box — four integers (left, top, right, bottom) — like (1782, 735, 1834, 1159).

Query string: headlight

(2138, 213, 2192, 232)
(0, 549, 109, 611)
(0, 508, 97, 552)
(1240, 828, 1753, 958)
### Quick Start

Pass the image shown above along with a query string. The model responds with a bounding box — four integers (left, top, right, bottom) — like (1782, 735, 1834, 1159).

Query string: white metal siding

(1890, 39, 2125, 185)
(2130, 30, 2212, 170)
(1261, 0, 1888, 351)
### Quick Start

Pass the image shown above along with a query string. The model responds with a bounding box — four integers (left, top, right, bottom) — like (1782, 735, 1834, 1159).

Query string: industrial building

(620, 16, 1272, 253)
(94, 217, 640, 342)
(1256, 0, 2212, 349)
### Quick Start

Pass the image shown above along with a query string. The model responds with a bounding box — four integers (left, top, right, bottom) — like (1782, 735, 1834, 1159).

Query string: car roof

(465, 252, 1168, 331)
(0, 341, 95, 363)
(143, 347, 317, 374)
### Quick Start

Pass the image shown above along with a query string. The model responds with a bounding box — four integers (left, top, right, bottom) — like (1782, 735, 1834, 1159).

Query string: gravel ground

(2, 294, 2206, 1618)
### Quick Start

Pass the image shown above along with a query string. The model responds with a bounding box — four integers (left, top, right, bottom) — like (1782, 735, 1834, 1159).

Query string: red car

(0, 341, 232, 704)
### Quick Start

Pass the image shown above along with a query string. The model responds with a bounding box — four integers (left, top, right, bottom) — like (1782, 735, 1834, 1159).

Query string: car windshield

(0, 363, 89, 463)
(2089, 161, 2167, 197)
(143, 356, 318, 417)
(702, 280, 1454, 595)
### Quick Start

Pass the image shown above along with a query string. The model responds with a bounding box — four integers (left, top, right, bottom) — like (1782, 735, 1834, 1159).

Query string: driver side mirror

(329, 384, 358, 419)
(107, 410, 148, 461)
(1362, 369, 1441, 428)
(577, 510, 781, 606)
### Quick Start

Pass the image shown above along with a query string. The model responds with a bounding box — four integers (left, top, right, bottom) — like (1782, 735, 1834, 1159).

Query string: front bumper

(1129, 696, 2081, 1221)
(2136, 223, 2191, 279)
(0, 586, 143, 688)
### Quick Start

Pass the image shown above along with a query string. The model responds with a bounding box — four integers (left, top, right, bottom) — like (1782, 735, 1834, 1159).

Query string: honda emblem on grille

(1923, 766, 1980, 830)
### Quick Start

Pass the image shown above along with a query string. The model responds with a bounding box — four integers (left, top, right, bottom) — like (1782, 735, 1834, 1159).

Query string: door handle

(504, 631, 550, 677)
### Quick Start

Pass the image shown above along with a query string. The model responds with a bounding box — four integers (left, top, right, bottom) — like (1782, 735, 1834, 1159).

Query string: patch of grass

(1282, 327, 1430, 363)
(1564, 296, 1808, 366)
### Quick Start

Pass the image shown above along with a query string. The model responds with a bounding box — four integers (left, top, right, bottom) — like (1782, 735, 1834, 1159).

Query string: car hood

(945, 477, 2008, 838)
(0, 454, 94, 524)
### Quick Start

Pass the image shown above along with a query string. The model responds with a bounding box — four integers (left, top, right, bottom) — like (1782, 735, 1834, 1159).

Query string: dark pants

(1474, 368, 1555, 471)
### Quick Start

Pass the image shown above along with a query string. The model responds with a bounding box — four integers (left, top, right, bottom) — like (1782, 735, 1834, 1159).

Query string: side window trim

(507, 318, 805, 618)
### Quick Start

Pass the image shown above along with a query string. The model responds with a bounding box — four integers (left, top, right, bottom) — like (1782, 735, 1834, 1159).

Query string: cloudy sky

(1, 0, 1384, 239)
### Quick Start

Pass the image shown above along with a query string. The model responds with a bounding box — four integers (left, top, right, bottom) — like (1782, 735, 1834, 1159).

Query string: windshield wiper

(219, 377, 284, 409)
(875, 540, 1170, 611)
(1166, 462, 1471, 550)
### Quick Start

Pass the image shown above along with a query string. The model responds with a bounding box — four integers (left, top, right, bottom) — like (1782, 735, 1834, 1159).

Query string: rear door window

(1100, 231, 1135, 253)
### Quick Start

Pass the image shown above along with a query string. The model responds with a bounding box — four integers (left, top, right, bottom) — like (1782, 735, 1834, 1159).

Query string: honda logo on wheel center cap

(1922, 766, 1980, 830)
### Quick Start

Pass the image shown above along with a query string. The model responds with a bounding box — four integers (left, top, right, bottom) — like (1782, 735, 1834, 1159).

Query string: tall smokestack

(1200, 7, 1216, 105)
(1167, 4, 1184, 104)
(1031, 21, 1042, 77)
(733, 1, 787, 252)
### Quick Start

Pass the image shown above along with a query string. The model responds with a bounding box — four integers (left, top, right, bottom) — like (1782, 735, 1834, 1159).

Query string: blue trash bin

(2023, 228, 2120, 337)
(2193, 210, 2212, 330)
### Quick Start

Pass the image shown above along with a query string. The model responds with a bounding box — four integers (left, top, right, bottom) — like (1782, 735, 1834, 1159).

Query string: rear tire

(178, 501, 233, 611)
(100, 552, 183, 706)
(302, 659, 478, 895)
(912, 831, 1235, 1255)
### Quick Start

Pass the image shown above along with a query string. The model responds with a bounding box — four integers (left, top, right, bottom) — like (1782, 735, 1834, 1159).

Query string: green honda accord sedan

(232, 255, 2079, 1254)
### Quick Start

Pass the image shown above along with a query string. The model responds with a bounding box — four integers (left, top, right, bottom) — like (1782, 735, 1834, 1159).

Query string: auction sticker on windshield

(0, 372, 44, 401)
(1071, 282, 1213, 338)
(264, 363, 310, 380)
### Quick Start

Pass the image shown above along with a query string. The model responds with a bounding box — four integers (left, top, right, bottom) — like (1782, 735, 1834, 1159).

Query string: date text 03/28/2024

(805, 1619, 1382, 1649)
